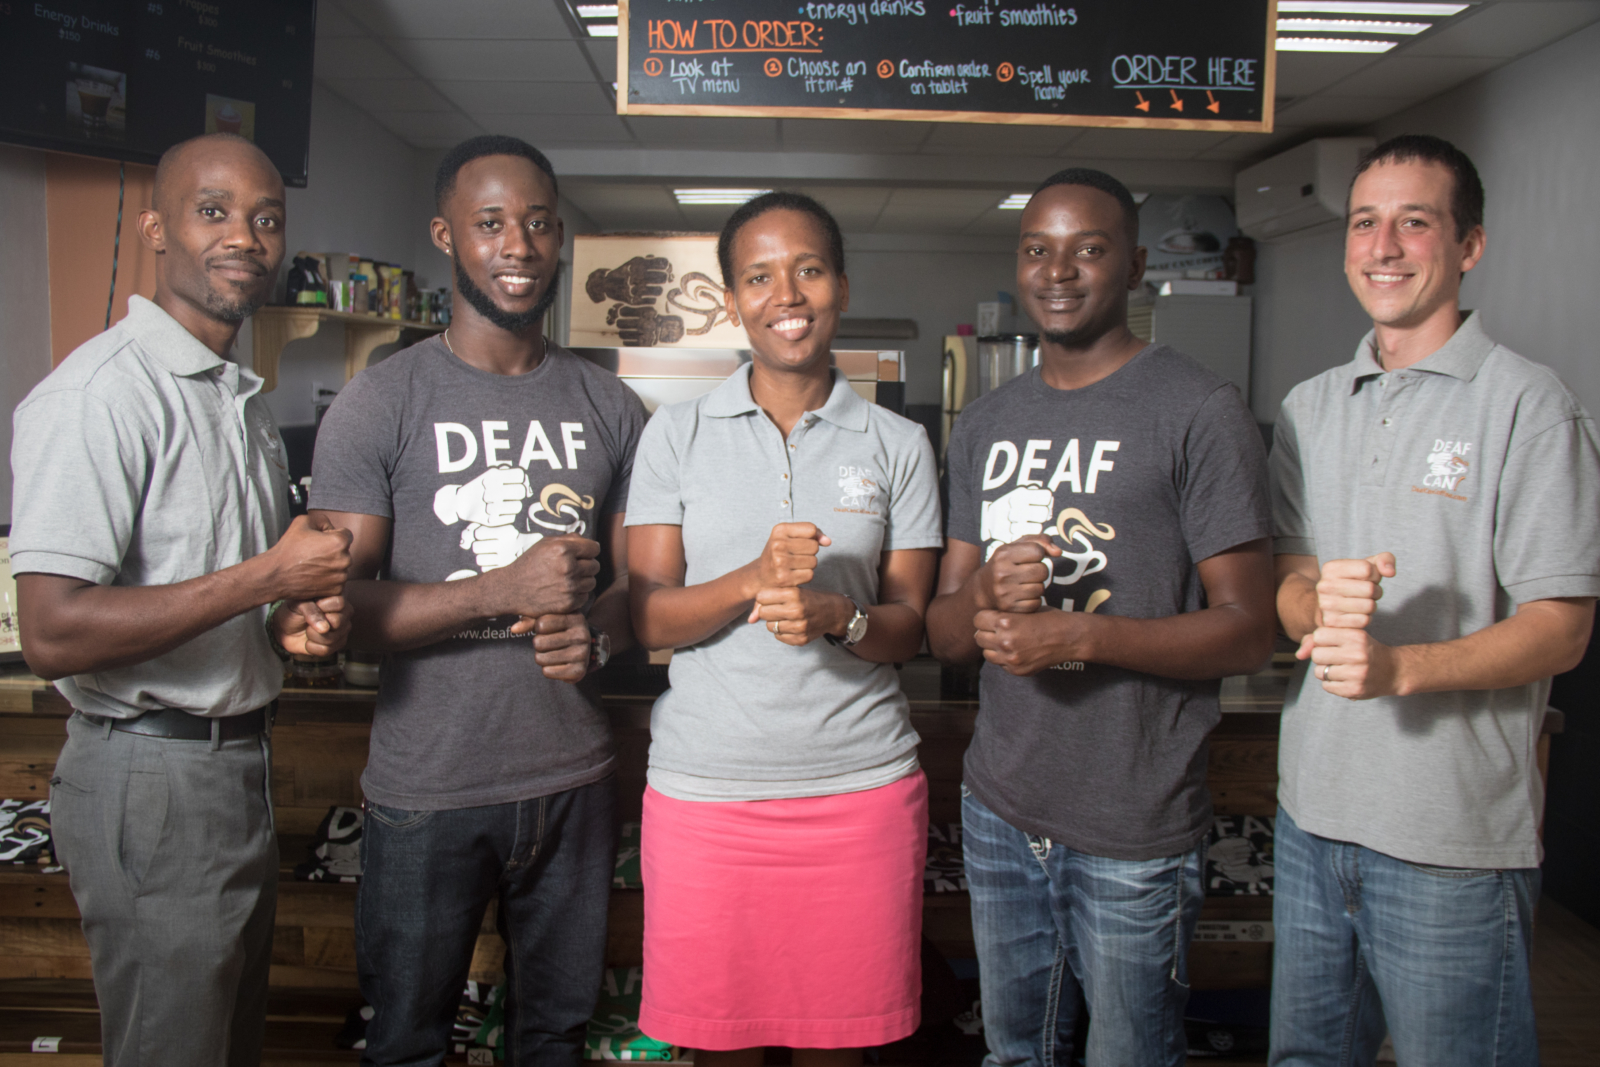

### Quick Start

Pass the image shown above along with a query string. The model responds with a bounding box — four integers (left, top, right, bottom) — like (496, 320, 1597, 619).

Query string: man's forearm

(344, 575, 501, 652)
(927, 575, 990, 664)
(588, 575, 634, 655)
(1061, 604, 1274, 679)
(1390, 598, 1594, 695)
(19, 558, 278, 680)
(1277, 572, 1319, 643)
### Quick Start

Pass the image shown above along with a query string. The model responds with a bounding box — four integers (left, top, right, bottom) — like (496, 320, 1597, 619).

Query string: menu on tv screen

(0, 0, 317, 186)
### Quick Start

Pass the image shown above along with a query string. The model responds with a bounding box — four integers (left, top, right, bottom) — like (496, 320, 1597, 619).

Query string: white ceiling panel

(316, 2, 366, 38)
(490, 115, 637, 144)
(437, 80, 616, 116)
(874, 188, 1003, 233)
(313, 37, 416, 81)
(624, 117, 781, 146)
(920, 123, 1080, 156)
(779, 120, 933, 150)
(321, 77, 460, 113)
(585, 40, 620, 79)
(1326, 55, 1502, 97)
(1402, 1, 1600, 56)
(1276, 96, 1416, 125)
(1274, 52, 1378, 98)
(1193, 126, 1310, 162)
(371, 111, 486, 141)
(797, 185, 894, 230)
(333, 0, 574, 40)
(389, 39, 596, 82)
(1064, 128, 1234, 160)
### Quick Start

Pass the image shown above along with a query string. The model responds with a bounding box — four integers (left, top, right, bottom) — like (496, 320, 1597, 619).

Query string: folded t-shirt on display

(1204, 814, 1274, 896)
(613, 822, 642, 889)
(293, 805, 363, 883)
(586, 967, 676, 1062)
(0, 799, 52, 866)
(925, 821, 966, 893)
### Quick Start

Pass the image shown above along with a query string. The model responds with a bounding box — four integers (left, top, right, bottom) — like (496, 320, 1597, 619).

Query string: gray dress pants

(49, 711, 278, 1067)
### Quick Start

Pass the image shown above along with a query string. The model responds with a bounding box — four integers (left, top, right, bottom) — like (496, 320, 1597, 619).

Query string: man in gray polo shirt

(1269, 135, 1600, 1066)
(11, 134, 353, 1067)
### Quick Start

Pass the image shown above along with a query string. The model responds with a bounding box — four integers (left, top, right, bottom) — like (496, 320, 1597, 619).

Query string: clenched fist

(978, 534, 1061, 614)
(746, 523, 831, 596)
(434, 464, 531, 527)
(493, 535, 601, 618)
(981, 484, 1054, 547)
(264, 514, 352, 602)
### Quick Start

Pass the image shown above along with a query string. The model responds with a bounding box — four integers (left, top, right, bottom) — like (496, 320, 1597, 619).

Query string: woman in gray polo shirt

(626, 192, 943, 1066)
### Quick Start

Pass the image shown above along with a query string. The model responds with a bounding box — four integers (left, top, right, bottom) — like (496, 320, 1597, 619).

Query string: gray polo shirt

(625, 364, 943, 801)
(10, 296, 290, 719)
(1270, 312, 1600, 868)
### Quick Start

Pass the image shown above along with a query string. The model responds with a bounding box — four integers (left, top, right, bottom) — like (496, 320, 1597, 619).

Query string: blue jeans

(963, 785, 1204, 1067)
(1269, 806, 1540, 1067)
(355, 776, 616, 1067)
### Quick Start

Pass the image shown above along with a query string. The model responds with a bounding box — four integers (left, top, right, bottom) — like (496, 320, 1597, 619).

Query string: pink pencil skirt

(638, 771, 928, 1050)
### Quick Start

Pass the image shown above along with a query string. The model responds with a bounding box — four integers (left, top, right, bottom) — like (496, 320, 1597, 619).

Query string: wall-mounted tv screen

(0, 0, 317, 186)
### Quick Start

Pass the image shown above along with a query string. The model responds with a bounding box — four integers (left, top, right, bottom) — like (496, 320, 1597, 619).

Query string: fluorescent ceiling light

(674, 188, 773, 205)
(1276, 36, 1398, 50)
(574, 3, 618, 15)
(1278, 1, 1468, 13)
(1278, 17, 1428, 32)
(585, 22, 618, 35)
(998, 193, 1031, 210)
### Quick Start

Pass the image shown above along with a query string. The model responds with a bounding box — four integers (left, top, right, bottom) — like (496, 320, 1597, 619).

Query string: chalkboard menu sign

(619, 0, 1275, 132)
(0, 0, 316, 186)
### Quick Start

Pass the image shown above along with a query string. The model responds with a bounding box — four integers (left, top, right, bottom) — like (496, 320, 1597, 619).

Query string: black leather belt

(79, 703, 275, 741)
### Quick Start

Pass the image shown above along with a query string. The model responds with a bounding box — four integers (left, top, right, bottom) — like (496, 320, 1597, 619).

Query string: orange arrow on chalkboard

(1169, 89, 1184, 112)
(1206, 91, 1220, 114)
(1134, 91, 1150, 112)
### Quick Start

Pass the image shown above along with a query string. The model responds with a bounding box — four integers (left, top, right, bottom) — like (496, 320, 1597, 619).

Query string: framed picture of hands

(570, 234, 750, 350)
(0, 527, 22, 664)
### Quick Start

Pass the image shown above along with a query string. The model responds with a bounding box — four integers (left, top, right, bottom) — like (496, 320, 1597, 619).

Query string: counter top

(0, 655, 1556, 734)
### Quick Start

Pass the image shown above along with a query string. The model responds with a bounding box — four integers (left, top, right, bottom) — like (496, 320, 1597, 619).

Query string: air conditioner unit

(1235, 137, 1375, 241)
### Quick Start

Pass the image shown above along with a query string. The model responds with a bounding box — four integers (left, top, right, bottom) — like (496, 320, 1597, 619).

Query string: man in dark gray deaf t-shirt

(312, 334, 645, 808)
(945, 348, 1270, 859)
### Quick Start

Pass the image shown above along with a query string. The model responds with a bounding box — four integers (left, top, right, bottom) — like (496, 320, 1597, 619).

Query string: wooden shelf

(250, 306, 445, 394)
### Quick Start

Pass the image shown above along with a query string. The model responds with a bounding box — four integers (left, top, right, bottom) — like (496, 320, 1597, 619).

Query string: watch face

(592, 630, 611, 668)
(846, 612, 869, 645)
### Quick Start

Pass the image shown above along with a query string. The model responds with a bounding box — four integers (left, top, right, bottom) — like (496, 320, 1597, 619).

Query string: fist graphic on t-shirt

(434, 464, 531, 527)
(461, 521, 543, 571)
(981, 484, 1055, 552)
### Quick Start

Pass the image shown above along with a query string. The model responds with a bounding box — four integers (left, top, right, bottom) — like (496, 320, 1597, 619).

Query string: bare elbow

(20, 636, 71, 682)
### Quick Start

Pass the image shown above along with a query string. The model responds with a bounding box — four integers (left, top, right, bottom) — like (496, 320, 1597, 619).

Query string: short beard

(453, 254, 562, 334)
(1041, 325, 1100, 349)
(204, 289, 262, 323)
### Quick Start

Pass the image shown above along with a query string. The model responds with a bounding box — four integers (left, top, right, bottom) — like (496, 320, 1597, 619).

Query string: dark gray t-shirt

(945, 345, 1269, 860)
(310, 337, 647, 810)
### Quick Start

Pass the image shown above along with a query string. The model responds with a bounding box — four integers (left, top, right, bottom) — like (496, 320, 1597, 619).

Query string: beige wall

(1249, 20, 1600, 422)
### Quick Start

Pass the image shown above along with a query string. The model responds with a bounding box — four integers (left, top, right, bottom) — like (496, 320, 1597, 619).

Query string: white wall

(1249, 20, 1600, 422)
(1249, 225, 1369, 422)
(837, 234, 1019, 407)
(243, 83, 440, 427)
(0, 147, 54, 523)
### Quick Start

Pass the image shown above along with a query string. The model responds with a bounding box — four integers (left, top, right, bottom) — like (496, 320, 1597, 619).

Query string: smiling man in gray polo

(1269, 135, 1600, 1066)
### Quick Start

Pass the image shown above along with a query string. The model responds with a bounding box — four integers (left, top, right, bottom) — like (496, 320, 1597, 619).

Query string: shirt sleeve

(1494, 413, 1600, 602)
(600, 385, 649, 516)
(1269, 396, 1317, 558)
(621, 408, 686, 527)
(883, 422, 944, 552)
(943, 409, 982, 547)
(10, 389, 150, 584)
(1179, 385, 1272, 563)
(307, 372, 400, 519)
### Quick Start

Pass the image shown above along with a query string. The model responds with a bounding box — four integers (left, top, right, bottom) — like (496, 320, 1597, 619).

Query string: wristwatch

(589, 629, 611, 671)
(825, 596, 870, 648)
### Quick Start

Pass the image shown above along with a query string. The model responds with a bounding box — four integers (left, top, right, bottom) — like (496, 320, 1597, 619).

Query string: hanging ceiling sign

(618, 0, 1276, 132)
